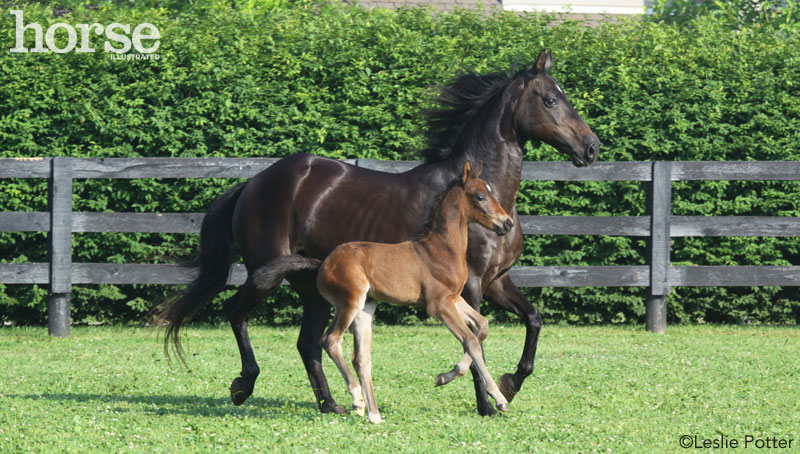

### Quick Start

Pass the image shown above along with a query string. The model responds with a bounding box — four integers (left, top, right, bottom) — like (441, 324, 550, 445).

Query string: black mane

(421, 64, 523, 163)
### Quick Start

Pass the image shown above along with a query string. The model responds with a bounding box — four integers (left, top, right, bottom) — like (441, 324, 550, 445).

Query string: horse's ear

(475, 161, 483, 178)
(462, 161, 472, 182)
(534, 49, 553, 75)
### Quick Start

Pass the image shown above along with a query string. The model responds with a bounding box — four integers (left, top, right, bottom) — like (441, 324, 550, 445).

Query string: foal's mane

(422, 62, 523, 163)
(413, 177, 464, 240)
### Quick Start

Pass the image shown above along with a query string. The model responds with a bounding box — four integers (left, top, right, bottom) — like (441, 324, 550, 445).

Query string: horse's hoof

(434, 373, 447, 387)
(230, 377, 253, 406)
(353, 406, 365, 416)
(497, 402, 510, 412)
(478, 405, 497, 417)
(497, 373, 519, 403)
(320, 400, 348, 415)
(368, 413, 383, 424)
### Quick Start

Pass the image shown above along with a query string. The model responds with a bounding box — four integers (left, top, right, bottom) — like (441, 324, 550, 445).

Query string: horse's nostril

(503, 219, 514, 232)
(585, 142, 599, 162)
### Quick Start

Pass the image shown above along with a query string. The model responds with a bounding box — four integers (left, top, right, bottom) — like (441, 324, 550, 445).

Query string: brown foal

(316, 162, 514, 423)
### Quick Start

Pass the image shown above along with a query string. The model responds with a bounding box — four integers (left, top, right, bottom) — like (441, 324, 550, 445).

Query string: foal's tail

(250, 255, 322, 291)
(154, 182, 247, 362)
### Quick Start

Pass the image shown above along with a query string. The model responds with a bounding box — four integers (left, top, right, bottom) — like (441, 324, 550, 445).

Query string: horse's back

(240, 153, 430, 260)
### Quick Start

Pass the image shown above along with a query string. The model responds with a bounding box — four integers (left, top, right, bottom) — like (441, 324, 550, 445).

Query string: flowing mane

(421, 63, 522, 163)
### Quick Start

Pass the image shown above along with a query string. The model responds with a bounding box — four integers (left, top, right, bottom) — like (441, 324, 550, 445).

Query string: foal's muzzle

(493, 217, 514, 236)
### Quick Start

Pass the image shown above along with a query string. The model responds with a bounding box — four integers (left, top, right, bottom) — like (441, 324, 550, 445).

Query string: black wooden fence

(2, 157, 800, 337)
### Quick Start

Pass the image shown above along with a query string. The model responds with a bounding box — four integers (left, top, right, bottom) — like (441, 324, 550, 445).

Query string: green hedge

(1, 1, 799, 326)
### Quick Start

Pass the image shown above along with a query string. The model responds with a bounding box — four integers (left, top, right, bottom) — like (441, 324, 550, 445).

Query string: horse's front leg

(483, 273, 542, 403)
(461, 276, 497, 416)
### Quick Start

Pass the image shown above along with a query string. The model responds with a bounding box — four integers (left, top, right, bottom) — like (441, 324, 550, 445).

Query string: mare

(156, 50, 600, 416)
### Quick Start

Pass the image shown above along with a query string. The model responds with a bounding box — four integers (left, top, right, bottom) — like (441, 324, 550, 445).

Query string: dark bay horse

(157, 50, 600, 416)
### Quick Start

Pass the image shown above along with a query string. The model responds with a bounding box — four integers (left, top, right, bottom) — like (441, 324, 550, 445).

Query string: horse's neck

(411, 99, 523, 212)
(462, 91, 524, 211)
(455, 140, 522, 211)
(418, 187, 469, 264)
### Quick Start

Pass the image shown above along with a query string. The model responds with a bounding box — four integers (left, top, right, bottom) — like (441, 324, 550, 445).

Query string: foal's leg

(350, 302, 381, 423)
(434, 298, 509, 412)
(319, 287, 368, 419)
(434, 297, 488, 387)
(433, 275, 496, 416)
(435, 353, 472, 387)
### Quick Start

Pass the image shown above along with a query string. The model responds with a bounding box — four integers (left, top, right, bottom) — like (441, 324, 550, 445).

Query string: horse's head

(512, 50, 600, 167)
(461, 161, 514, 236)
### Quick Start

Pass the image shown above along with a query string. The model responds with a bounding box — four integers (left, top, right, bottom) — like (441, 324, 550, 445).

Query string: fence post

(646, 161, 672, 333)
(48, 158, 73, 337)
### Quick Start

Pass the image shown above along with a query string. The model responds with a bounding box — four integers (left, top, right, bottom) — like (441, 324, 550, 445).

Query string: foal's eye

(544, 98, 557, 108)
(475, 193, 486, 202)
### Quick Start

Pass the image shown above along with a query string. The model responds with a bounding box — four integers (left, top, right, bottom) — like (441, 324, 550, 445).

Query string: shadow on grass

(15, 392, 325, 420)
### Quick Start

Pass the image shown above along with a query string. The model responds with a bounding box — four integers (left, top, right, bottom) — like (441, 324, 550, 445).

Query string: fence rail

(2, 157, 799, 336)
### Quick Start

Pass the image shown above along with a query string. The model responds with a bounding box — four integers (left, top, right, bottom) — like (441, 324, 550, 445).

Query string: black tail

(155, 182, 246, 362)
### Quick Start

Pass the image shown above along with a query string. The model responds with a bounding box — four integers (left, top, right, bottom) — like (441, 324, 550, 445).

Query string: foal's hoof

(478, 405, 497, 417)
(320, 400, 348, 415)
(497, 373, 519, 403)
(230, 377, 253, 406)
(497, 402, 510, 412)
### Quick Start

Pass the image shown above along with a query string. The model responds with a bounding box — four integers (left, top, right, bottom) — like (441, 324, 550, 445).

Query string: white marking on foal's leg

(352, 300, 381, 423)
(367, 411, 383, 424)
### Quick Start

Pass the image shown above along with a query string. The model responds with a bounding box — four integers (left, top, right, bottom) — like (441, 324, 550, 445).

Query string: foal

(317, 162, 514, 423)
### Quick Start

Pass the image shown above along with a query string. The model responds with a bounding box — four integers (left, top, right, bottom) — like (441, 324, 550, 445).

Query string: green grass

(1, 324, 798, 453)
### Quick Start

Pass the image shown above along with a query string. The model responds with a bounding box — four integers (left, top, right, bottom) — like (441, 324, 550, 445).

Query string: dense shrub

(1, 1, 798, 326)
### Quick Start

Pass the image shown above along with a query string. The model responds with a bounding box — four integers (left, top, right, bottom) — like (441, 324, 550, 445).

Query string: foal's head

(461, 162, 514, 236)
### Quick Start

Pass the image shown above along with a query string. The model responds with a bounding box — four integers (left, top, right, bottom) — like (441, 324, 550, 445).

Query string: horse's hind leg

(291, 277, 347, 414)
(351, 302, 381, 423)
(225, 276, 270, 406)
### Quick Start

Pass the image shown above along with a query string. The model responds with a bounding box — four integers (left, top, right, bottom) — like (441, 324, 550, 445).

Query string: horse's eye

(475, 193, 486, 202)
(544, 98, 557, 108)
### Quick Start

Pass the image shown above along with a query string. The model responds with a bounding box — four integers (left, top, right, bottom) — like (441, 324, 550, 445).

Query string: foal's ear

(533, 49, 553, 75)
(462, 161, 473, 182)
(475, 161, 483, 178)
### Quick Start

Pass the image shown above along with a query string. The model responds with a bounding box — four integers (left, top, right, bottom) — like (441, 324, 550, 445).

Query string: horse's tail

(154, 182, 247, 363)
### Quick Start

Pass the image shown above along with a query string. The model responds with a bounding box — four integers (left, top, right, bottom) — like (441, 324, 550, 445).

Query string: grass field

(1, 324, 798, 453)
